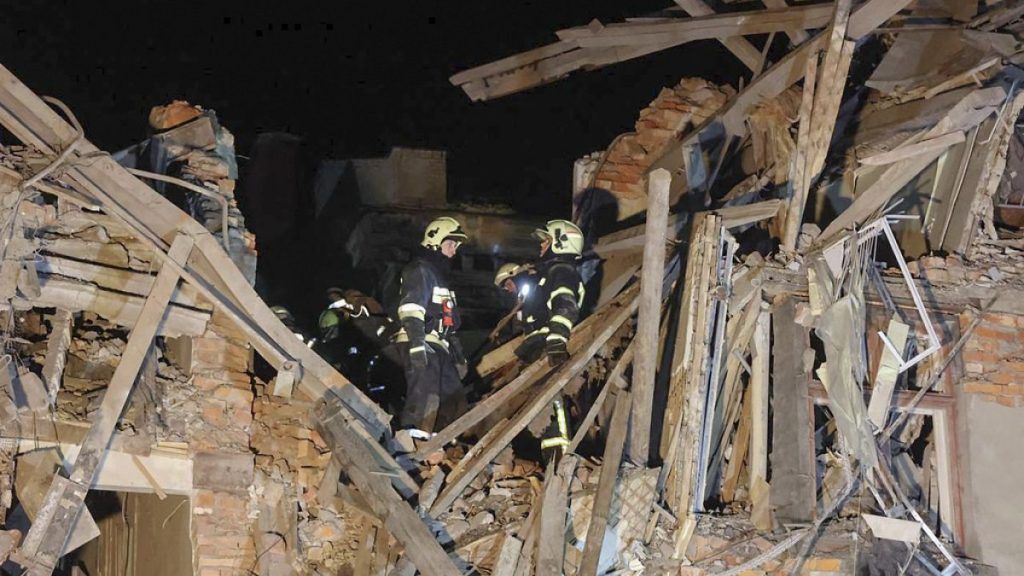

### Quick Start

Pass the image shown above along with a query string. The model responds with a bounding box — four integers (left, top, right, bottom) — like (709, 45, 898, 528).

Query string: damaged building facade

(2, 1, 1024, 576)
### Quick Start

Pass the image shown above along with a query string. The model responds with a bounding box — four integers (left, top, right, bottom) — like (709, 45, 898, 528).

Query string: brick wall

(586, 78, 733, 220)
(189, 311, 258, 575)
(960, 310, 1024, 407)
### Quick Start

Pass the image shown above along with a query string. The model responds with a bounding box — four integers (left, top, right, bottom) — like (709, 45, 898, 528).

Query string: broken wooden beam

(629, 168, 670, 465)
(451, 3, 842, 101)
(536, 456, 576, 576)
(578, 388, 631, 576)
(768, 296, 815, 523)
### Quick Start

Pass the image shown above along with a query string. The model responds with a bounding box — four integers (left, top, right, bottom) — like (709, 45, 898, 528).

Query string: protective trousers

(399, 342, 466, 432)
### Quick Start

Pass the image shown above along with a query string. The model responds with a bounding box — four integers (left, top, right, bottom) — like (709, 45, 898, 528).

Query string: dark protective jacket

(522, 254, 585, 345)
(396, 248, 461, 352)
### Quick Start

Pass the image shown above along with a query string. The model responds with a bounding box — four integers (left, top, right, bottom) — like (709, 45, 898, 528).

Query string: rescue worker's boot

(540, 398, 571, 463)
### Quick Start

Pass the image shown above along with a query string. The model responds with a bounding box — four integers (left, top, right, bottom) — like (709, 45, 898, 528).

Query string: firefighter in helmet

(514, 219, 586, 456)
(395, 216, 469, 432)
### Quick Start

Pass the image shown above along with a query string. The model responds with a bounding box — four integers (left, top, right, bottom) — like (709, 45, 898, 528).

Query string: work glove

(409, 344, 430, 370)
(545, 338, 569, 368)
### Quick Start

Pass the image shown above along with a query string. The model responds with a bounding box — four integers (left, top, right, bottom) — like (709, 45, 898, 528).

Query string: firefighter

(514, 219, 585, 456)
(395, 216, 469, 432)
(487, 263, 535, 346)
(271, 305, 314, 347)
(317, 287, 392, 392)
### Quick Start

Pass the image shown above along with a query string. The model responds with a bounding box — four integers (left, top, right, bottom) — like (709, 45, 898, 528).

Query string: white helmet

(422, 216, 469, 249)
(494, 263, 524, 287)
(533, 219, 584, 257)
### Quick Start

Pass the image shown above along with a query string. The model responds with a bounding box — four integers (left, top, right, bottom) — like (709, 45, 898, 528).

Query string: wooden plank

(577, 389, 631, 576)
(749, 308, 770, 491)
(858, 131, 966, 166)
(536, 456, 576, 576)
(315, 397, 462, 576)
(40, 309, 73, 406)
(716, 199, 783, 229)
(454, 4, 839, 100)
(781, 45, 820, 251)
(782, 0, 855, 249)
(37, 254, 206, 308)
(769, 297, 815, 523)
(477, 335, 525, 377)
(629, 168, 670, 465)
(430, 292, 638, 516)
(12, 276, 208, 337)
(18, 234, 193, 575)
(720, 385, 752, 503)
(671, 0, 763, 72)
(492, 532, 523, 576)
(761, 0, 810, 44)
(557, 4, 836, 46)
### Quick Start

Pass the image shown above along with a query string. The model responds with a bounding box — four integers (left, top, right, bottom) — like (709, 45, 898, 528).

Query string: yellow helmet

(533, 219, 584, 256)
(422, 216, 469, 249)
(494, 263, 524, 287)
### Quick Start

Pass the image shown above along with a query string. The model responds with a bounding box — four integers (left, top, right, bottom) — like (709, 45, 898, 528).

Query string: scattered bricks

(965, 362, 986, 375)
(920, 256, 946, 270)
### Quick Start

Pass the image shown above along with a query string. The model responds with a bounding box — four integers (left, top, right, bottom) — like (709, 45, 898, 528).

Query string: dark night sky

(1, 0, 748, 215)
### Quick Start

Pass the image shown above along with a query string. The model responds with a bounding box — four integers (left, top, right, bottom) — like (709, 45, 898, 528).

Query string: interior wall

(957, 393, 1024, 571)
(76, 492, 192, 576)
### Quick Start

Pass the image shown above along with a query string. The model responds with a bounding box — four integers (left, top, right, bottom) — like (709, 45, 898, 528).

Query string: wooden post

(536, 456, 577, 576)
(630, 168, 670, 465)
(769, 297, 815, 523)
(17, 234, 193, 575)
(578, 389, 631, 576)
(749, 308, 770, 490)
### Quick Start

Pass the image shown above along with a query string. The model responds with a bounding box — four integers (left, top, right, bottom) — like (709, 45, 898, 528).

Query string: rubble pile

(4, 0, 1024, 574)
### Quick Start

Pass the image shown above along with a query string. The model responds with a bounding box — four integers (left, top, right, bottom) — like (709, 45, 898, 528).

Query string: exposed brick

(974, 325, 1017, 342)
(997, 395, 1024, 408)
(201, 404, 228, 428)
(965, 362, 986, 374)
(962, 382, 1006, 395)
(991, 372, 1022, 386)
(963, 350, 1000, 364)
